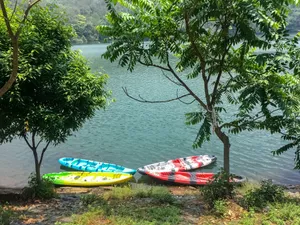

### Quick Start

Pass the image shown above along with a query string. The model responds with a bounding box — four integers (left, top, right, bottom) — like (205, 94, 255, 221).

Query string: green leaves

(0, 5, 110, 145)
(192, 116, 211, 149)
(100, 0, 300, 168)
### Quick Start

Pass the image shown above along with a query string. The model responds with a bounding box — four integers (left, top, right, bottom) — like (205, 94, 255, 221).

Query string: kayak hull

(138, 155, 216, 175)
(43, 172, 133, 187)
(145, 171, 246, 185)
(59, 157, 136, 175)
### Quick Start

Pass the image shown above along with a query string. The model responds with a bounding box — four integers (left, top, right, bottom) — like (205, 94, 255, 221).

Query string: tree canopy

(99, 0, 300, 173)
(0, 5, 110, 182)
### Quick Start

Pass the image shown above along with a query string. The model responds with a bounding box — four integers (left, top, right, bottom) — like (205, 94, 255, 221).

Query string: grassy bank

(1, 181, 300, 225)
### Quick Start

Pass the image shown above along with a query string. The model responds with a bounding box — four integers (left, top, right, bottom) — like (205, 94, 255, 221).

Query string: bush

(242, 180, 284, 211)
(22, 173, 57, 200)
(213, 200, 227, 217)
(0, 206, 13, 225)
(201, 169, 236, 207)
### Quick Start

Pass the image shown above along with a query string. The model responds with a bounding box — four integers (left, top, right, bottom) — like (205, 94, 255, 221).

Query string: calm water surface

(0, 44, 299, 187)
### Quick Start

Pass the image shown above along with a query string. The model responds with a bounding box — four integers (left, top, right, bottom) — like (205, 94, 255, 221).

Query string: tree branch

(220, 109, 281, 129)
(184, 11, 211, 107)
(161, 70, 182, 86)
(16, 0, 41, 37)
(0, 0, 41, 97)
(122, 87, 191, 103)
(23, 134, 33, 150)
(138, 59, 171, 71)
(0, 0, 14, 37)
(211, 28, 239, 105)
(39, 141, 51, 167)
(166, 62, 207, 109)
(36, 139, 42, 149)
(32, 130, 36, 149)
(9, 0, 18, 22)
(138, 53, 207, 108)
(177, 90, 196, 105)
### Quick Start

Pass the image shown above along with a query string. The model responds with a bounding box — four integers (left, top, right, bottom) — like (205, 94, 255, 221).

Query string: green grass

(51, 183, 300, 225)
(229, 199, 300, 225)
(58, 202, 181, 225)
(102, 184, 175, 204)
(58, 184, 181, 225)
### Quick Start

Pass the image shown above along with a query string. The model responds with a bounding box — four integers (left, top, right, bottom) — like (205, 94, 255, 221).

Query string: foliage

(102, 184, 175, 204)
(98, 0, 300, 174)
(242, 180, 285, 211)
(41, 0, 128, 44)
(0, 5, 109, 182)
(213, 200, 228, 217)
(0, 206, 13, 225)
(22, 173, 57, 200)
(201, 170, 236, 207)
(233, 201, 300, 225)
(236, 181, 261, 196)
(13, 0, 299, 45)
(265, 202, 300, 224)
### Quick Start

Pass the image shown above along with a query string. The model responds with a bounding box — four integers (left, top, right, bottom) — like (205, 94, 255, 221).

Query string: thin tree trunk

(215, 126, 230, 174)
(32, 148, 41, 184)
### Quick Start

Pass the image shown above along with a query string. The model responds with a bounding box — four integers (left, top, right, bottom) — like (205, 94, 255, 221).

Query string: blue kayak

(58, 157, 136, 175)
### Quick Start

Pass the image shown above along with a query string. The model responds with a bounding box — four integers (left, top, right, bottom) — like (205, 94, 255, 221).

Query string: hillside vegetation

(43, 0, 300, 44)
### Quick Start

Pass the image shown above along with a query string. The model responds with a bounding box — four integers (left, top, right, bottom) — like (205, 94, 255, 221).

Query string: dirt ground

(1, 184, 300, 225)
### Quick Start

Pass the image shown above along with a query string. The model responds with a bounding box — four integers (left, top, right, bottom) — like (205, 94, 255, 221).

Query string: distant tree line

(43, 0, 300, 44)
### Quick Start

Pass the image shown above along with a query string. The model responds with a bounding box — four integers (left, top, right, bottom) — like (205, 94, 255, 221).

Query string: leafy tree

(0, 0, 41, 97)
(98, 0, 300, 174)
(0, 5, 110, 183)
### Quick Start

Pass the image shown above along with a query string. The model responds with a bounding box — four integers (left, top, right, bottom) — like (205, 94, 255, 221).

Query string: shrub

(0, 206, 13, 225)
(242, 180, 284, 211)
(22, 173, 57, 200)
(213, 200, 227, 217)
(201, 169, 236, 207)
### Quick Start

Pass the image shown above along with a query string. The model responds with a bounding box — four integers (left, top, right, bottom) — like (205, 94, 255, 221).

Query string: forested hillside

(44, 0, 300, 44)
(43, 0, 107, 44)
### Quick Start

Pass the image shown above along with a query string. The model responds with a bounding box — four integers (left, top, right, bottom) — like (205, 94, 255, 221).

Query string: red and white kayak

(137, 155, 216, 175)
(145, 171, 246, 185)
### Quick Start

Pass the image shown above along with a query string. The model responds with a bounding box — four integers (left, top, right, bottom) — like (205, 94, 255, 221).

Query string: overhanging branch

(122, 87, 191, 103)
(161, 70, 182, 86)
(138, 59, 171, 71)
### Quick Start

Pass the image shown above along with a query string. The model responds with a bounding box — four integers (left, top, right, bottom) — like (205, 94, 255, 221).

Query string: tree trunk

(32, 148, 41, 184)
(215, 126, 231, 174)
(0, 36, 19, 97)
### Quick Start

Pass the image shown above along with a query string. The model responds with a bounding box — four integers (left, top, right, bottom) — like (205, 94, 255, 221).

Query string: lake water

(0, 44, 299, 188)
